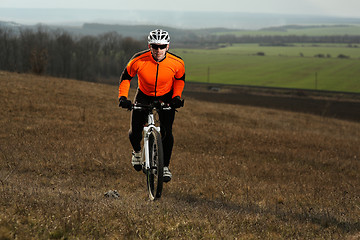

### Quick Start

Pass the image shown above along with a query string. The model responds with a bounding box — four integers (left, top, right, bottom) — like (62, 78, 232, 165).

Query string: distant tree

(18, 29, 36, 72)
(30, 48, 48, 74)
(0, 27, 18, 71)
(18, 27, 50, 74)
(0, 26, 145, 82)
(337, 54, 350, 59)
(73, 35, 100, 81)
(49, 31, 74, 78)
(121, 37, 143, 59)
(98, 32, 122, 78)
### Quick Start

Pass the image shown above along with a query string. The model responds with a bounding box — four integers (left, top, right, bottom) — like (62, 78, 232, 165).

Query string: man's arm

(172, 76, 185, 98)
(118, 68, 132, 98)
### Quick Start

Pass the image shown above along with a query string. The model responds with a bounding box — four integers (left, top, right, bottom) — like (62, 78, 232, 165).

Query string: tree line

(0, 26, 144, 83)
(178, 34, 360, 48)
(1, 25, 360, 83)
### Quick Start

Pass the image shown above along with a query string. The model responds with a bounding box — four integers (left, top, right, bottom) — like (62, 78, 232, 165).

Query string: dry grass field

(1, 71, 360, 239)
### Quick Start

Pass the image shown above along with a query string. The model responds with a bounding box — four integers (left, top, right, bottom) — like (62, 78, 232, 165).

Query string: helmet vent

(148, 29, 170, 45)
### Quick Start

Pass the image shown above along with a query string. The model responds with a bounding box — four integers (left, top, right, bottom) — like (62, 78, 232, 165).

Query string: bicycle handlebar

(133, 101, 172, 111)
(131, 99, 184, 111)
(121, 99, 184, 111)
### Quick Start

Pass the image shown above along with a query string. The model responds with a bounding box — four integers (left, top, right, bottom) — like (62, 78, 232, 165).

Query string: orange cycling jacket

(118, 50, 185, 99)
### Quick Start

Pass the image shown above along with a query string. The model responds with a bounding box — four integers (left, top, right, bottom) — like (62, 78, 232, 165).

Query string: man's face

(149, 44, 169, 61)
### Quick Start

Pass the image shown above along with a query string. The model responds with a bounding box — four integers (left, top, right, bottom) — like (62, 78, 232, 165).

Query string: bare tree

(50, 31, 74, 78)
(0, 28, 18, 71)
(30, 48, 48, 75)
(0, 26, 144, 82)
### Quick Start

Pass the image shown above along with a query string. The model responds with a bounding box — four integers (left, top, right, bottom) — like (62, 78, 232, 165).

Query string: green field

(172, 44, 360, 93)
(217, 25, 360, 36)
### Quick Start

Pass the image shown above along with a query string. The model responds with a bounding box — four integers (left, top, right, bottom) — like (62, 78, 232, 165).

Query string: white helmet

(148, 29, 170, 45)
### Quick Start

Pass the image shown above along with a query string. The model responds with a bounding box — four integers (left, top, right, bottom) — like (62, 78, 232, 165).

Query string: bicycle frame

(132, 102, 169, 200)
(123, 99, 181, 200)
(143, 112, 160, 172)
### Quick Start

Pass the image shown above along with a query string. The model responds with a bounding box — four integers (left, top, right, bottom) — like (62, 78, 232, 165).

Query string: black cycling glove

(171, 96, 184, 108)
(119, 96, 132, 109)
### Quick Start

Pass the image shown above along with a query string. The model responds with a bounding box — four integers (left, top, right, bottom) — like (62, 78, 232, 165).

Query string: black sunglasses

(151, 44, 167, 50)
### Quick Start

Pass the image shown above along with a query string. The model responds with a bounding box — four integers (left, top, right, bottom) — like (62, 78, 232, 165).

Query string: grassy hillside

(173, 44, 360, 92)
(1, 71, 360, 239)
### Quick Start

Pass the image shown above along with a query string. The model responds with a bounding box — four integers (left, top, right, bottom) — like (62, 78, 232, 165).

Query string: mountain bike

(132, 101, 171, 200)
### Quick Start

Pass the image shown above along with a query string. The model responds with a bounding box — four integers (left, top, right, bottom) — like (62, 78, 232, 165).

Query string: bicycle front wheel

(146, 130, 164, 200)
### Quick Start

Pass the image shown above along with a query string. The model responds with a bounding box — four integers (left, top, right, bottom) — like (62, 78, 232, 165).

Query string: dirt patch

(183, 82, 360, 122)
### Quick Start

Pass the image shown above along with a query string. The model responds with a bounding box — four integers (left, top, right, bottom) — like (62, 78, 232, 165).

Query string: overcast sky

(1, 0, 360, 18)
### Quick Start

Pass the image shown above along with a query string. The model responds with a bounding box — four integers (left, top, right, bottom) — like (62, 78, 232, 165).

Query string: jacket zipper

(154, 63, 159, 97)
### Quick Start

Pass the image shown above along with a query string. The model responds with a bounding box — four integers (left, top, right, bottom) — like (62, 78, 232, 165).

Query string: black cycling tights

(128, 90, 175, 167)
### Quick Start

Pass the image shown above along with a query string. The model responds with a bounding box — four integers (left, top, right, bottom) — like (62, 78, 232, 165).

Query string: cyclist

(118, 29, 185, 182)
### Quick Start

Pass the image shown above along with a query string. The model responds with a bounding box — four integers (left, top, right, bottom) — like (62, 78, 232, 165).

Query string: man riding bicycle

(118, 29, 186, 182)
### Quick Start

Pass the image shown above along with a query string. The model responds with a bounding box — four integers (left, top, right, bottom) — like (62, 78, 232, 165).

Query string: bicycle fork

(143, 113, 160, 171)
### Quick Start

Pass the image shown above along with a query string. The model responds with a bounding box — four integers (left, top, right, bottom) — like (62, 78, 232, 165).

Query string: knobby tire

(146, 130, 164, 200)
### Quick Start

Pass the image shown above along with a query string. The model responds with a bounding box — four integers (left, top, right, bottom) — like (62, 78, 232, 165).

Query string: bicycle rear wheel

(146, 130, 164, 200)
